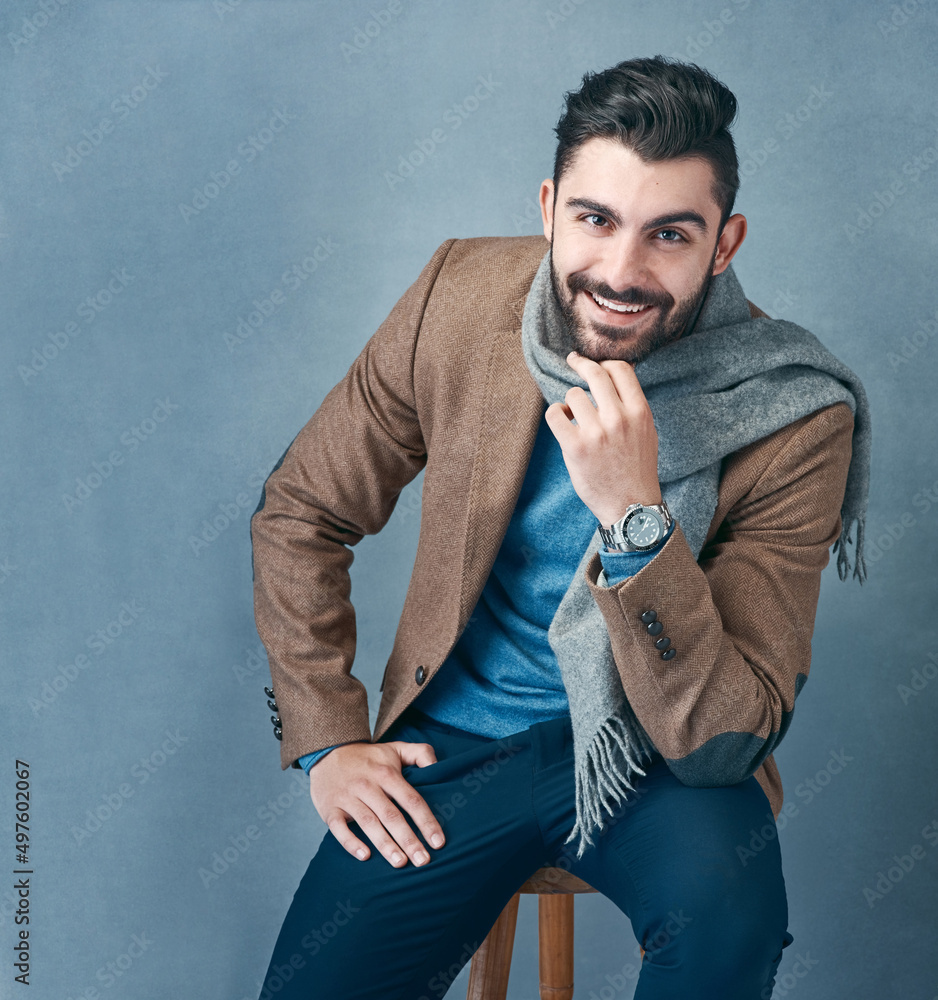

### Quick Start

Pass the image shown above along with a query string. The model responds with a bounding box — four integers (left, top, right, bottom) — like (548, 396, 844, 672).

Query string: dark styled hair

(553, 56, 740, 230)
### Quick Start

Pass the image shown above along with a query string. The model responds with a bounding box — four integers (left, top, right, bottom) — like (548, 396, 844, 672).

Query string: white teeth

(590, 291, 649, 314)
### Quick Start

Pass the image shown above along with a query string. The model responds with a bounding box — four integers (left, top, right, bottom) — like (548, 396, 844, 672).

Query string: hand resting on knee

(308, 741, 447, 869)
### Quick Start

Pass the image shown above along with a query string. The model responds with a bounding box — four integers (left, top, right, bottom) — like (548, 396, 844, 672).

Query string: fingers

(544, 398, 579, 449)
(546, 352, 652, 448)
(310, 742, 446, 869)
(396, 739, 438, 768)
(566, 351, 644, 413)
(564, 351, 620, 411)
(542, 349, 662, 524)
(344, 770, 442, 868)
(327, 815, 374, 863)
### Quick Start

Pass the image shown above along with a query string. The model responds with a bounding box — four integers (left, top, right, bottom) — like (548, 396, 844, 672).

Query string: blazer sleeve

(584, 401, 855, 786)
(250, 239, 457, 770)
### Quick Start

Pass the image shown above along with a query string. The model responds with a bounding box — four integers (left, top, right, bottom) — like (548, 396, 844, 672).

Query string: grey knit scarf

(520, 251, 871, 858)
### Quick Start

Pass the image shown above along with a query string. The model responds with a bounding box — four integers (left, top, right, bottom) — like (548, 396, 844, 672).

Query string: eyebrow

(564, 198, 709, 235)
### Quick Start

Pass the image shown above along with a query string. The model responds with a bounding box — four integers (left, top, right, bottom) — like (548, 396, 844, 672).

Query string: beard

(548, 243, 718, 364)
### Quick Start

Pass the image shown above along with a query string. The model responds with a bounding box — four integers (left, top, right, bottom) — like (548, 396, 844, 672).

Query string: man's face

(540, 137, 745, 364)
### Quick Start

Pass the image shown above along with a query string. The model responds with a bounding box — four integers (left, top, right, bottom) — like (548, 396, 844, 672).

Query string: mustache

(567, 273, 673, 309)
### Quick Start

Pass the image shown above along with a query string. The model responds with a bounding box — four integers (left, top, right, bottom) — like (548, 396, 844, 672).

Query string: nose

(595, 232, 651, 294)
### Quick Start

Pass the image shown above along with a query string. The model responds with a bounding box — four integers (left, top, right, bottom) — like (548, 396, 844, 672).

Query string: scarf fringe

(563, 712, 655, 859)
(833, 513, 867, 584)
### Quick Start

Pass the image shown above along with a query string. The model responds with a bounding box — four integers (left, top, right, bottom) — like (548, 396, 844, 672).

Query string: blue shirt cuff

(297, 740, 372, 773)
(297, 745, 340, 773)
(598, 520, 675, 587)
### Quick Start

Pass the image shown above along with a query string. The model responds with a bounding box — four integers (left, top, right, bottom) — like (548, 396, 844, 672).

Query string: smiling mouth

(588, 290, 652, 314)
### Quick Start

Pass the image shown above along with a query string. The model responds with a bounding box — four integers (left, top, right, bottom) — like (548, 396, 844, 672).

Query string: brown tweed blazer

(250, 235, 854, 818)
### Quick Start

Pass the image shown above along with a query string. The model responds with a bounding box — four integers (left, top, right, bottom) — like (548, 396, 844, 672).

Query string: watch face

(625, 509, 663, 547)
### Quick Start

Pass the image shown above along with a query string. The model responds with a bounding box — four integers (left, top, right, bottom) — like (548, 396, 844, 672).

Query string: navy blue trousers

(258, 705, 793, 999)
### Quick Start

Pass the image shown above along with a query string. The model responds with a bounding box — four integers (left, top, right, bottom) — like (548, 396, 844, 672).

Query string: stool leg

(537, 894, 574, 1000)
(465, 892, 520, 1000)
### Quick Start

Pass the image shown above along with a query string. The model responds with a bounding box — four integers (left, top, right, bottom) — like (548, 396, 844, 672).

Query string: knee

(640, 854, 789, 988)
(642, 900, 789, 997)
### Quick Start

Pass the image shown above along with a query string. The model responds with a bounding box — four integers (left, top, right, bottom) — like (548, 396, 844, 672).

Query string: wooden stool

(465, 866, 598, 1000)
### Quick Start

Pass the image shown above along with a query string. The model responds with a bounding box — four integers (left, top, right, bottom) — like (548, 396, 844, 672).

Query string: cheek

(657, 257, 709, 302)
(554, 235, 597, 279)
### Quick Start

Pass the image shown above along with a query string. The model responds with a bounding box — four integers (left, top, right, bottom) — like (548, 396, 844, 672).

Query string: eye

(583, 213, 609, 229)
(656, 228, 684, 242)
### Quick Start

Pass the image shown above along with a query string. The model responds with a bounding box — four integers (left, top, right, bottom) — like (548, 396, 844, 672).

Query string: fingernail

(356, 848, 368, 860)
(431, 833, 444, 848)
(392, 852, 404, 865)
(414, 851, 429, 865)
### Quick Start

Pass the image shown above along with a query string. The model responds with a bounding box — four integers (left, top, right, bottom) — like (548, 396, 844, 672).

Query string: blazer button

(640, 610, 658, 624)
(415, 665, 427, 685)
(647, 621, 664, 637)
(264, 686, 275, 700)
(661, 648, 676, 661)
(654, 636, 671, 651)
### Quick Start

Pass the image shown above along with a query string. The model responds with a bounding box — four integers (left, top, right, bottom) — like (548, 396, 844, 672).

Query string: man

(251, 56, 869, 999)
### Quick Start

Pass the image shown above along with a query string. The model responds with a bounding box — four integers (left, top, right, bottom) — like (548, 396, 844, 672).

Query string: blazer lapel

(457, 288, 545, 633)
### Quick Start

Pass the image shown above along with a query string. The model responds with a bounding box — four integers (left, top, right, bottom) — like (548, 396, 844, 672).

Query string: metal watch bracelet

(598, 501, 673, 552)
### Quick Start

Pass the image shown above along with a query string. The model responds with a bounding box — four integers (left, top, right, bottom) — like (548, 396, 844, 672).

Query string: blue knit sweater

(298, 405, 671, 772)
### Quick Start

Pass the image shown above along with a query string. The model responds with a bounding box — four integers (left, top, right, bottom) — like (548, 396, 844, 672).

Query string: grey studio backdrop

(1, 1, 936, 998)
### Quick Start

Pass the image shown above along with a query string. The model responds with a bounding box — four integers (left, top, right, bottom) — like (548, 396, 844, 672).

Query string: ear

(711, 213, 747, 275)
(539, 179, 555, 242)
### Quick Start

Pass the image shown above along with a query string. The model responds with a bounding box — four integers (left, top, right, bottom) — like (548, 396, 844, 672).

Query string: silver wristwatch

(599, 501, 673, 552)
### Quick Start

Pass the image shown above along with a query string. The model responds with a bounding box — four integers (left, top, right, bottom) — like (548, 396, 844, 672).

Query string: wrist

(597, 491, 663, 529)
(599, 500, 673, 552)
